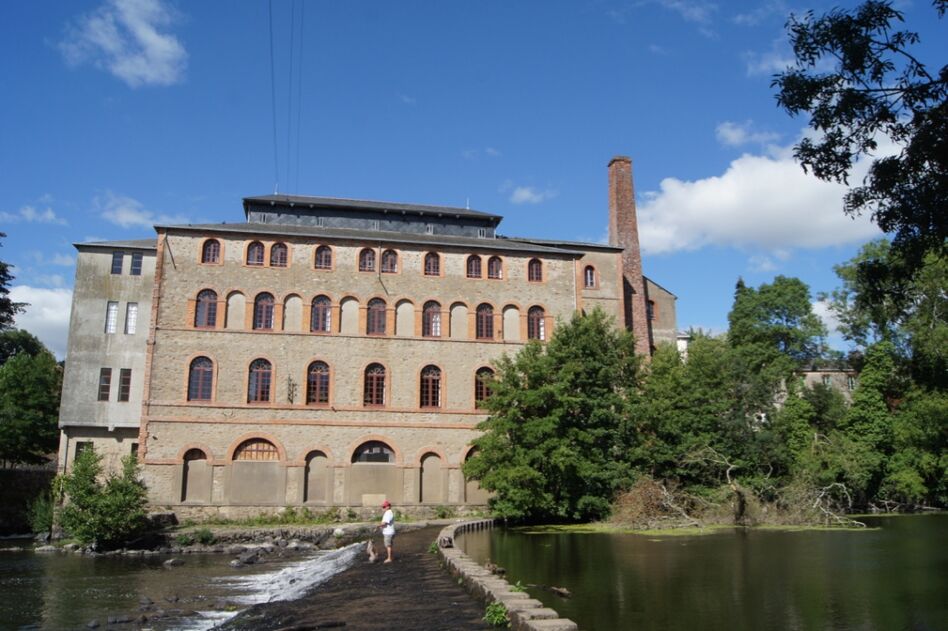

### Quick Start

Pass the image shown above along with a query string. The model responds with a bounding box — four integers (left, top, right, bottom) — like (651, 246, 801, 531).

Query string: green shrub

(434, 505, 456, 519)
(483, 601, 510, 627)
(195, 527, 216, 545)
(28, 487, 55, 534)
(510, 580, 527, 593)
(175, 533, 195, 546)
(428, 540, 439, 554)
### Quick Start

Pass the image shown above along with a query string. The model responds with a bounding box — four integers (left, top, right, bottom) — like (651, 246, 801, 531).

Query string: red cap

(382, 500, 391, 508)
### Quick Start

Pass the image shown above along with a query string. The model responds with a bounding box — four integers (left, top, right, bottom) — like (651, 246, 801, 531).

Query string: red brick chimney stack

(608, 155, 651, 356)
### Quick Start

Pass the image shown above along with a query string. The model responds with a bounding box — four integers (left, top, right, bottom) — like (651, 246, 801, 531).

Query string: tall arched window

(201, 239, 220, 264)
(363, 363, 386, 406)
(306, 361, 330, 405)
(528, 306, 546, 340)
(422, 301, 441, 337)
(247, 241, 265, 266)
(424, 252, 440, 276)
(194, 289, 217, 328)
(367, 298, 386, 335)
(487, 256, 503, 280)
(253, 293, 275, 330)
(314, 245, 332, 270)
(528, 258, 543, 282)
(234, 438, 279, 460)
(187, 356, 214, 401)
(381, 249, 398, 273)
(248, 359, 272, 403)
(420, 365, 442, 408)
(584, 265, 597, 288)
(270, 242, 288, 267)
(475, 367, 494, 407)
(476, 303, 494, 339)
(466, 255, 482, 279)
(311, 295, 332, 333)
(352, 441, 394, 463)
(359, 248, 376, 272)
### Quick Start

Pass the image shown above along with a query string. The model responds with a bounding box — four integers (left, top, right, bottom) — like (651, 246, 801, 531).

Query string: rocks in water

(238, 550, 260, 565)
(34, 545, 58, 553)
(163, 558, 184, 567)
(106, 614, 134, 624)
(229, 559, 243, 568)
(550, 586, 572, 598)
(86, 620, 100, 629)
(163, 594, 179, 603)
(332, 528, 345, 538)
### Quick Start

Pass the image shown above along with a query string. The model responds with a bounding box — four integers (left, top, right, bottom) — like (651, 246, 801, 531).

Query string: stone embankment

(438, 519, 578, 631)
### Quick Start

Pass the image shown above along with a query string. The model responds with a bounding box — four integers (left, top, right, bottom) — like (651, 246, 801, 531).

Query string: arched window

(475, 367, 494, 407)
(528, 258, 543, 282)
(381, 249, 398, 273)
(270, 242, 288, 267)
(528, 306, 546, 340)
(424, 252, 440, 276)
(422, 301, 441, 337)
(248, 358, 272, 403)
(487, 256, 503, 280)
(420, 365, 442, 408)
(187, 356, 213, 401)
(584, 265, 597, 288)
(234, 438, 279, 460)
(314, 245, 332, 270)
(311, 295, 332, 333)
(253, 293, 275, 330)
(363, 363, 386, 406)
(359, 248, 376, 272)
(194, 289, 217, 328)
(247, 241, 265, 266)
(476, 303, 494, 339)
(306, 361, 330, 405)
(466, 255, 482, 279)
(352, 440, 394, 463)
(367, 298, 386, 335)
(201, 239, 220, 264)
(184, 448, 207, 462)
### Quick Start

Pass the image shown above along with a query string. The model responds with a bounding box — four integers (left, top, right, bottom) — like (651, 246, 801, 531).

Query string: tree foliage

(0, 232, 27, 331)
(0, 348, 62, 467)
(0, 329, 46, 366)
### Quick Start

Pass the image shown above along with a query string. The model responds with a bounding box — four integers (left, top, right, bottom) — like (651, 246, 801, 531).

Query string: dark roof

(243, 194, 503, 223)
(74, 238, 156, 251)
(644, 275, 677, 298)
(502, 235, 623, 252)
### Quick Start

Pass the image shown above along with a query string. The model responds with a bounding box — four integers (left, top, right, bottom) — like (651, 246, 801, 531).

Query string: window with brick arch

(306, 361, 330, 405)
(188, 356, 214, 401)
(363, 363, 386, 406)
(184, 448, 206, 462)
(234, 438, 279, 461)
(359, 248, 376, 272)
(247, 241, 265, 266)
(270, 242, 288, 267)
(475, 367, 494, 407)
(194, 289, 217, 328)
(476, 303, 494, 339)
(352, 440, 394, 463)
(424, 252, 440, 276)
(420, 365, 442, 408)
(487, 256, 503, 280)
(422, 301, 441, 337)
(528, 258, 543, 282)
(314, 246, 332, 270)
(253, 293, 275, 330)
(202, 239, 221, 264)
(381, 249, 398, 273)
(528, 306, 546, 340)
(247, 359, 272, 403)
(584, 265, 596, 288)
(466, 255, 482, 279)
(311, 295, 331, 333)
(367, 298, 386, 335)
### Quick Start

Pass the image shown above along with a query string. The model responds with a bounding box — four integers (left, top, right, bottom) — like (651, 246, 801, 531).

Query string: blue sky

(2, 1, 945, 358)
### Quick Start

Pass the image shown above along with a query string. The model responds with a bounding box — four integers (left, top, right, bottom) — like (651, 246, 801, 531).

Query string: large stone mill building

(57, 157, 677, 517)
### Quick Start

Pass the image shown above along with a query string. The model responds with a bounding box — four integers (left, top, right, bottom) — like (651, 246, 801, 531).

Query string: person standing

(379, 499, 395, 563)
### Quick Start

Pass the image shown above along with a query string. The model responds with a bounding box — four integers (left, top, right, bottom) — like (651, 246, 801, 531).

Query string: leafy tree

(0, 232, 27, 330)
(463, 309, 640, 522)
(0, 329, 46, 365)
(0, 349, 62, 467)
(773, 1, 947, 268)
(882, 388, 948, 505)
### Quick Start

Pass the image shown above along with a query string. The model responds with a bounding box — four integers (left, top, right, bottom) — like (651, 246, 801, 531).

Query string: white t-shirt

(381, 509, 395, 536)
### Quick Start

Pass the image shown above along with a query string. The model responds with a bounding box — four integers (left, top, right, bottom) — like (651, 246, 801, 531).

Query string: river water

(459, 514, 947, 631)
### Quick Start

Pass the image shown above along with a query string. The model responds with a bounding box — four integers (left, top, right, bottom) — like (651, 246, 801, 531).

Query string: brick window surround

(363, 364, 386, 406)
(466, 255, 482, 279)
(270, 243, 288, 267)
(359, 249, 376, 272)
(314, 246, 332, 270)
(476, 304, 494, 339)
(528, 306, 546, 340)
(248, 359, 272, 403)
(188, 357, 214, 401)
(420, 365, 442, 408)
(194, 290, 217, 328)
(424, 252, 440, 276)
(475, 367, 494, 407)
(246, 241, 265, 266)
(422, 301, 442, 337)
(253, 293, 275, 330)
(381, 249, 398, 273)
(528, 258, 543, 282)
(487, 256, 503, 280)
(234, 438, 279, 460)
(311, 295, 332, 332)
(307, 361, 330, 405)
(367, 299, 386, 335)
(202, 239, 221, 264)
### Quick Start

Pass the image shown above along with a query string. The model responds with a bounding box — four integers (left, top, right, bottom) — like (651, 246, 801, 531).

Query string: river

(459, 514, 947, 631)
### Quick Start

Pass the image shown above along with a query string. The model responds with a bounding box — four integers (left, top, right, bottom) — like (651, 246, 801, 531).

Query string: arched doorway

(304, 450, 330, 503)
(181, 448, 210, 503)
(419, 452, 443, 504)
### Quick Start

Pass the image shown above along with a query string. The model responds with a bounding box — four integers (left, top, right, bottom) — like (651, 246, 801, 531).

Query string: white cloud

(59, 0, 187, 88)
(485, 147, 501, 157)
(748, 255, 778, 272)
(715, 120, 780, 147)
(10, 286, 73, 359)
(743, 38, 795, 76)
(812, 298, 841, 336)
(97, 191, 188, 229)
(397, 93, 416, 105)
(27, 251, 75, 267)
(732, 1, 787, 26)
(637, 134, 889, 255)
(0, 205, 68, 225)
(658, 0, 716, 25)
(507, 185, 557, 205)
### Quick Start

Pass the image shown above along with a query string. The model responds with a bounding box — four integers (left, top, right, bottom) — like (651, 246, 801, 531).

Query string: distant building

(799, 367, 859, 402)
(57, 156, 677, 516)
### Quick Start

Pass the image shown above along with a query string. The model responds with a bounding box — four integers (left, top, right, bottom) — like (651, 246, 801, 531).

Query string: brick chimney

(608, 156, 651, 356)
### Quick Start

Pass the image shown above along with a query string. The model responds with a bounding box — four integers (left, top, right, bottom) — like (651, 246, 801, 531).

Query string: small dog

(366, 539, 378, 563)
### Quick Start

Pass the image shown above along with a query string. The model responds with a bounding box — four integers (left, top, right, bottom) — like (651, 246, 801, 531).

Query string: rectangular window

(130, 252, 143, 276)
(97, 368, 112, 401)
(124, 303, 138, 334)
(105, 301, 119, 334)
(315, 216, 324, 227)
(822, 374, 832, 386)
(370, 220, 380, 231)
(848, 376, 856, 391)
(111, 251, 124, 274)
(425, 224, 434, 235)
(130, 443, 139, 458)
(647, 300, 656, 321)
(118, 369, 132, 402)
(477, 227, 487, 238)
